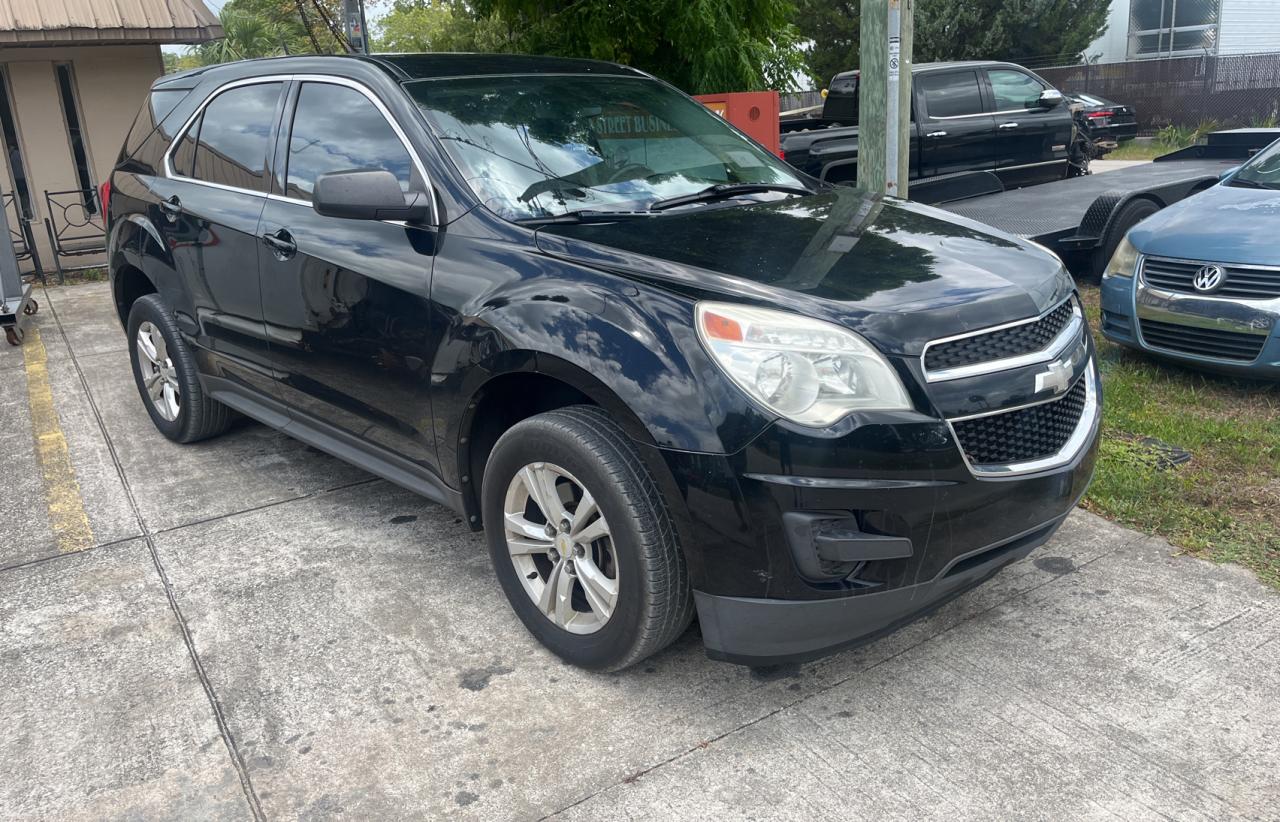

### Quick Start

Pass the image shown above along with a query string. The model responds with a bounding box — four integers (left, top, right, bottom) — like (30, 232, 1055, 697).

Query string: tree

(375, 1, 506, 52)
(795, 0, 1110, 82)
(794, 0, 859, 87)
(460, 0, 809, 93)
(915, 0, 1110, 65)
(185, 0, 352, 66)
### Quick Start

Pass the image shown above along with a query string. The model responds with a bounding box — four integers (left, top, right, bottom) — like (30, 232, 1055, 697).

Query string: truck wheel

(481, 405, 694, 671)
(1093, 198, 1160, 277)
(127, 294, 234, 443)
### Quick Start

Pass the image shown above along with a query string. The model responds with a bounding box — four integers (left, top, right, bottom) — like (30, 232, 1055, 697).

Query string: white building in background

(1086, 0, 1280, 63)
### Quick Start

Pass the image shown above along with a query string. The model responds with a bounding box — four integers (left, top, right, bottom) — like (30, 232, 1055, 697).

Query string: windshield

(406, 74, 807, 220)
(1232, 139, 1280, 189)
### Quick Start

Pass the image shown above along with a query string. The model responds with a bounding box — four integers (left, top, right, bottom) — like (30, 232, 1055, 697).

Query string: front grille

(924, 299, 1075, 373)
(952, 376, 1088, 466)
(1142, 257, 1280, 300)
(1139, 318, 1266, 362)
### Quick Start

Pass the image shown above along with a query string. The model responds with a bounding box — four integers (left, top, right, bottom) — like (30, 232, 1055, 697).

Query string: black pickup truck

(781, 61, 1076, 189)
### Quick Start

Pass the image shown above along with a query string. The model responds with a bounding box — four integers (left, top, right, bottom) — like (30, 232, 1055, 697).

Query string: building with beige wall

(0, 0, 221, 275)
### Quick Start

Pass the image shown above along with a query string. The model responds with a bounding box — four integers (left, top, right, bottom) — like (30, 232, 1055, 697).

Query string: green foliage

(914, 0, 1111, 65)
(184, 0, 348, 67)
(463, 0, 807, 93)
(797, 0, 1111, 82)
(793, 0, 859, 86)
(375, 1, 507, 52)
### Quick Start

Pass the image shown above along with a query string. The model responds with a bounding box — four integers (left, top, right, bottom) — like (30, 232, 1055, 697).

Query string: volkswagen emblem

(1192, 264, 1225, 293)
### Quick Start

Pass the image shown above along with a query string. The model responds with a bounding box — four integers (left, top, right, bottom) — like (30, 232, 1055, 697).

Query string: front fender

(436, 260, 773, 457)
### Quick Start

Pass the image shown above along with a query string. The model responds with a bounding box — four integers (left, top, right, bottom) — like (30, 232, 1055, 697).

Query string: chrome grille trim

(1140, 255, 1280, 301)
(945, 360, 1100, 478)
(922, 295, 1083, 383)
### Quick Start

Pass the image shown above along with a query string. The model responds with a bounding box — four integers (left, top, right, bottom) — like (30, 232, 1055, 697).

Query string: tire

(127, 294, 234, 443)
(481, 406, 694, 671)
(1092, 198, 1161, 277)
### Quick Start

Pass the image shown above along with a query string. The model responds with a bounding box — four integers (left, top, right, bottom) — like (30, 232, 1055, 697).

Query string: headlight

(695, 302, 911, 426)
(1104, 235, 1139, 279)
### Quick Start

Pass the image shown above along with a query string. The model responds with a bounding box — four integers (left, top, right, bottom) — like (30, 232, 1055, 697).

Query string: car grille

(924, 299, 1075, 373)
(952, 376, 1088, 467)
(1142, 257, 1280, 300)
(1138, 318, 1267, 362)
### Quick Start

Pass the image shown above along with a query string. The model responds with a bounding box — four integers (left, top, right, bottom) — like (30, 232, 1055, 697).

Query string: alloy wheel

(135, 321, 181, 421)
(503, 461, 619, 634)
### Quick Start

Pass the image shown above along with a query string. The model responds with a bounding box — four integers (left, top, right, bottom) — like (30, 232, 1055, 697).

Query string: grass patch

(38, 267, 108, 287)
(1107, 141, 1165, 161)
(1079, 285, 1280, 588)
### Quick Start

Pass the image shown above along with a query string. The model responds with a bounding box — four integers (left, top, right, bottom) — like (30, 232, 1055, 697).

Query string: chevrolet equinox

(105, 54, 1100, 670)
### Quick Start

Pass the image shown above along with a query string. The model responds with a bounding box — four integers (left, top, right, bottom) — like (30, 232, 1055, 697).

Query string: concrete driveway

(3, 281, 1278, 821)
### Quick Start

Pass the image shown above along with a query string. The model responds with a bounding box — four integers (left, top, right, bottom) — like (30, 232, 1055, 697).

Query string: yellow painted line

(22, 325, 94, 553)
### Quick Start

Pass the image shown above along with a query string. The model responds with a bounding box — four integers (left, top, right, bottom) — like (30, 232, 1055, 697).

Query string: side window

(171, 113, 199, 178)
(189, 82, 283, 192)
(919, 71, 985, 118)
(286, 82, 415, 202)
(988, 70, 1046, 111)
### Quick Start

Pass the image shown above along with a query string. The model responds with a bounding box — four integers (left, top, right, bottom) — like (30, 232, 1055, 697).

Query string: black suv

(106, 54, 1100, 671)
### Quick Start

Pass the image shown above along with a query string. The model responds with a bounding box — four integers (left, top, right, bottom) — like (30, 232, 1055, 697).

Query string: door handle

(261, 229, 297, 260)
(998, 122, 1020, 129)
(925, 130, 948, 138)
(159, 195, 181, 222)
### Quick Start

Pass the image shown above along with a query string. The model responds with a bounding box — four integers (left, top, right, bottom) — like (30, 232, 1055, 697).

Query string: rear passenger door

(257, 78, 441, 471)
(985, 68, 1071, 172)
(916, 70, 996, 177)
(152, 80, 285, 394)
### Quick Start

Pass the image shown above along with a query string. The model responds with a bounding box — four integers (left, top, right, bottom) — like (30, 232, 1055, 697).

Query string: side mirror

(1037, 89, 1064, 108)
(313, 169, 430, 223)
(1218, 165, 1240, 182)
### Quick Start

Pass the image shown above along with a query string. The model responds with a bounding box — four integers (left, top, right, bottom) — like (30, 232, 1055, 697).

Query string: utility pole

(343, 0, 370, 54)
(857, 0, 913, 198)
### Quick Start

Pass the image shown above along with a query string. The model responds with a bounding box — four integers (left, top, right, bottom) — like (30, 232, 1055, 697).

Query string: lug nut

(544, 523, 557, 538)
(560, 519, 572, 533)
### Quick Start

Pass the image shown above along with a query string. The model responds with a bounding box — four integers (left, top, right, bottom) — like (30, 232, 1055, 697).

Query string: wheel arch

(455, 355, 663, 531)
(111, 260, 157, 327)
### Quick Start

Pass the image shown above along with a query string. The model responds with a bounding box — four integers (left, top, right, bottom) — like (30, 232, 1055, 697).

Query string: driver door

(257, 78, 441, 471)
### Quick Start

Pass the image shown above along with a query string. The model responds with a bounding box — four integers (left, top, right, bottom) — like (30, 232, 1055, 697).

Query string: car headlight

(1104, 235, 1139, 279)
(696, 302, 911, 426)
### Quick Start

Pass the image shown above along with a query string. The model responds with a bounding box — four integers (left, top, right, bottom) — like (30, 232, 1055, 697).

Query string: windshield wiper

(513, 210, 655, 227)
(648, 183, 811, 212)
(1228, 177, 1276, 190)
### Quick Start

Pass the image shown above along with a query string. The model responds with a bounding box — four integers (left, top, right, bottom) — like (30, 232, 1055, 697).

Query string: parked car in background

(781, 61, 1077, 188)
(1101, 138, 1280, 375)
(107, 53, 1100, 671)
(1067, 92, 1138, 144)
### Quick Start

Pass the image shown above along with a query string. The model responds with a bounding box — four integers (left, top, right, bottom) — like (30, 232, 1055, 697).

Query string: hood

(1129, 183, 1280, 266)
(534, 186, 1072, 355)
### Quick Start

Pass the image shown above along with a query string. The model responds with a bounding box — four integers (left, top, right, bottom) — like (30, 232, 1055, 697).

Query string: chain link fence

(1039, 51, 1280, 134)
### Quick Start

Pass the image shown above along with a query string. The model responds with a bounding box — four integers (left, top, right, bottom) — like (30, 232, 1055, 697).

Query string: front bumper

(1101, 270, 1280, 378)
(697, 514, 1066, 665)
(647, 347, 1101, 666)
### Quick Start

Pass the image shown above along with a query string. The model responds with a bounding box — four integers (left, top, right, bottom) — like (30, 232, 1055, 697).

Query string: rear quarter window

(122, 89, 189, 160)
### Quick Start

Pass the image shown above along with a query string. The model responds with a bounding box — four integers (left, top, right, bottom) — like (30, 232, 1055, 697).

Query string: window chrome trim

(922, 295, 1082, 383)
(163, 73, 437, 225)
(947, 359, 1099, 478)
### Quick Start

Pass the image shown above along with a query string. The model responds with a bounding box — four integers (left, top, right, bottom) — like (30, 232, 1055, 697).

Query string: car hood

(534, 186, 1072, 355)
(1129, 183, 1280, 266)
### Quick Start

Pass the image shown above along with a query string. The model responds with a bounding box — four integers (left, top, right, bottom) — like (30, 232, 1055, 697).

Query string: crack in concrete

(538, 529, 1148, 820)
(42, 286, 267, 822)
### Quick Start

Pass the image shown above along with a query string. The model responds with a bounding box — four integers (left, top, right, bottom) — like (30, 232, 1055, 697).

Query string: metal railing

(42, 187, 105, 283)
(3, 192, 44, 282)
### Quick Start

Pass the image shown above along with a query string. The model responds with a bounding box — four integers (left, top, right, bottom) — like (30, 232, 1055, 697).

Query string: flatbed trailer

(924, 128, 1280, 275)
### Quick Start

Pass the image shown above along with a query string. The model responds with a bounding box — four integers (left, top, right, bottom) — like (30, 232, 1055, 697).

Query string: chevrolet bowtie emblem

(1035, 359, 1073, 395)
